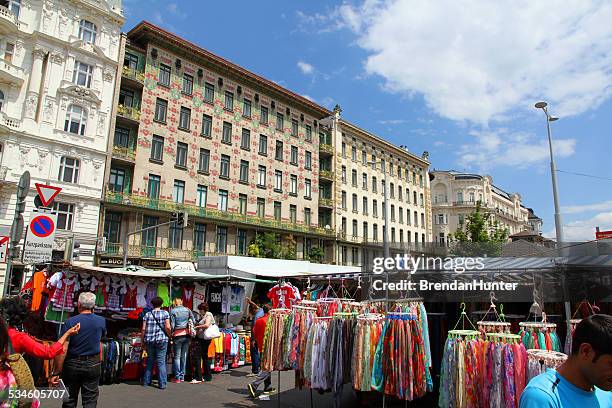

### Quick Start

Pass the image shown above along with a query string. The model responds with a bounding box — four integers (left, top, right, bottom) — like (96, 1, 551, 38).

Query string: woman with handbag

(169, 298, 194, 383)
(141, 297, 171, 390)
(190, 303, 218, 384)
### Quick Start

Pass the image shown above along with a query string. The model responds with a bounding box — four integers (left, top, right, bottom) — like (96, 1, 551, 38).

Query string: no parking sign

(22, 212, 57, 264)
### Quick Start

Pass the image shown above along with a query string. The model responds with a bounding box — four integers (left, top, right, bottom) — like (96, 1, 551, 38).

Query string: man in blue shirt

(520, 314, 612, 407)
(52, 292, 106, 408)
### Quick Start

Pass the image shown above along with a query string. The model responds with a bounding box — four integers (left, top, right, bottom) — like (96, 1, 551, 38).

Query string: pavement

(46, 365, 438, 408)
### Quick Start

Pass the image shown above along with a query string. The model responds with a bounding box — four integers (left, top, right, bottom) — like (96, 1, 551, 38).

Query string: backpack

(7, 339, 36, 408)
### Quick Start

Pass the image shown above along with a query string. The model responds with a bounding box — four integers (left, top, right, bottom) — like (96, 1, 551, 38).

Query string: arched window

(64, 105, 87, 135)
(0, 90, 4, 111)
(2, 0, 21, 17)
(78, 19, 97, 44)
(58, 156, 80, 183)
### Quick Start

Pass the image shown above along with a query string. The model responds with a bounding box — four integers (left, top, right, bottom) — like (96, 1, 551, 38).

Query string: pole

(122, 220, 176, 268)
(277, 370, 281, 408)
(545, 117, 564, 245)
(382, 165, 389, 408)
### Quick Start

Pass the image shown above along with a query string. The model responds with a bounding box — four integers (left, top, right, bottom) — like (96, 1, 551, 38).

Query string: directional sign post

(0, 236, 8, 263)
(22, 212, 57, 264)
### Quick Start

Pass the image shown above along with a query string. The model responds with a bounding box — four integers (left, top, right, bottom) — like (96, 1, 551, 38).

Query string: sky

(122, 0, 612, 241)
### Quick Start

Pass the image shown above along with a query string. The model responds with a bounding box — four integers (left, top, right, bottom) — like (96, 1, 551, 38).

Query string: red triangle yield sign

(35, 183, 62, 207)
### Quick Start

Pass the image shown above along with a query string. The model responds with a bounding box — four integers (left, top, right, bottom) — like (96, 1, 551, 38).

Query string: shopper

(247, 304, 275, 398)
(0, 296, 79, 359)
(169, 298, 194, 383)
(141, 297, 170, 389)
(51, 292, 106, 408)
(0, 318, 20, 407)
(246, 297, 263, 377)
(520, 314, 612, 407)
(191, 302, 214, 383)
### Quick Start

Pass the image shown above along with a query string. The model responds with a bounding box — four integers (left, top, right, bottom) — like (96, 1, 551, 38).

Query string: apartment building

(430, 171, 530, 245)
(0, 0, 123, 287)
(98, 21, 336, 268)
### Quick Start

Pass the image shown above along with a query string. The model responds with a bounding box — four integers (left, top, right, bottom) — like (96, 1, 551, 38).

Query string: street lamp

(368, 160, 390, 310)
(534, 101, 564, 245)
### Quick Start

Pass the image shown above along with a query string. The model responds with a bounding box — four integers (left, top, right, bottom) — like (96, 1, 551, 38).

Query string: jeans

(172, 336, 190, 380)
(62, 357, 101, 408)
(251, 370, 272, 391)
(193, 338, 212, 381)
(251, 342, 261, 374)
(143, 341, 168, 389)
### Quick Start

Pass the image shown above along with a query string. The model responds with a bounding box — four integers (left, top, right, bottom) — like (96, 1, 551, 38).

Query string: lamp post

(369, 160, 390, 306)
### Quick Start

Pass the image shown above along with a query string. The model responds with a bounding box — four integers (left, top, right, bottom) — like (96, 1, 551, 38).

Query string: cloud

(301, 94, 315, 102)
(321, 96, 335, 107)
(334, 1, 612, 124)
(166, 3, 187, 19)
(543, 212, 612, 241)
(562, 200, 612, 215)
(458, 128, 576, 170)
(297, 60, 315, 75)
(378, 119, 408, 125)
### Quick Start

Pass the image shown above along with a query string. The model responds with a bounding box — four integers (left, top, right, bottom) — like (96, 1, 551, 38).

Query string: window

(151, 135, 164, 161)
(0, 90, 4, 111)
(414, 211, 418, 227)
(290, 175, 297, 195)
(78, 19, 97, 44)
(381, 180, 386, 195)
(406, 188, 410, 203)
(270, 142, 282, 162)
(239, 160, 249, 183)
(341, 218, 347, 235)
(53, 203, 74, 230)
(168, 221, 183, 249)
(291, 119, 298, 136)
(239, 194, 247, 215)
(73, 61, 93, 87)
(108, 167, 125, 192)
(201, 114, 212, 137)
(199, 148, 210, 173)
(398, 166, 402, 179)
(257, 198, 265, 218)
(218, 189, 228, 211)
(373, 199, 378, 217)
(420, 193, 424, 206)
(439, 232, 445, 246)
(414, 191, 417, 204)
(276, 113, 284, 131)
(179, 107, 191, 130)
(400, 230, 404, 243)
(352, 194, 358, 212)
(351, 145, 357, 161)
(182, 73, 193, 95)
(176, 142, 187, 167)
(363, 197, 368, 215)
(274, 170, 282, 191)
(216, 226, 227, 253)
(124, 53, 138, 69)
(407, 208, 411, 225)
(220, 155, 230, 178)
(305, 125, 312, 142)
(158, 64, 171, 87)
(362, 150, 367, 165)
(372, 176, 377, 193)
(58, 157, 80, 183)
(290, 146, 298, 165)
(421, 213, 425, 227)
(173, 180, 185, 203)
(258, 166, 266, 187)
(305, 151, 312, 170)
(341, 191, 347, 210)
(363, 222, 368, 241)
(154, 98, 167, 122)
(390, 183, 395, 198)
(274, 201, 281, 221)
(237, 229, 248, 255)
(389, 162, 394, 176)
(103, 212, 122, 243)
(204, 82, 214, 103)
(391, 227, 396, 243)
(458, 214, 465, 224)
(373, 224, 378, 241)
(371, 154, 377, 169)
(437, 214, 446, 225)
(290, 205, 297, 223)
(352, 170, 357, 187)
(241, 128, 251, 150)
(391, 205, 395, 221)
(222, 122, 232, 144)
(304, 208, 311, 226)
(197, 185, 207, 207)
(142, 216, 158, 247)
(259, 135, 268, 155)
(64, 105, 86, 135)
(399, 207, 404, 223)
(362, 173, 368, 190)
(352, 220, 358, 237)
(341, 142, 346, 157)
(119, 88, 135, 107)
(380, 158, 385, 172)
(469, 192, 475, 202)
(194, 223, 207, 252)
(224, 91, 234, 110)
(260, 106, 269, 125)
(147, 174, 160, 199)
(398, 186, 403, 201)
(341, 166, 347, 183)
(305, 179, 311, 199)
(243, 99, 251, 117)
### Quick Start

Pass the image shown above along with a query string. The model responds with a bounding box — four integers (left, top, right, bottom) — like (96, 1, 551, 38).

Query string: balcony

(112, 145, 136, 162)
(100, 243, 201, 261)
(121, 66, 144, 84)
(0, 6, 19, 31)
(0, 112, 21, 131)
(0, 59, 24, 85)
(117, 105, 141, 122)
(104, 191, 337, 238)
(319, 143, 334, 156)
(318, 197, 334, 208)
(453, 200, 478, 207)
(319, 170, 334, 182)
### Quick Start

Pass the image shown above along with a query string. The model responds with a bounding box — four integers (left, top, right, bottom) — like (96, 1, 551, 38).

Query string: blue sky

(122, 0, 612, 241)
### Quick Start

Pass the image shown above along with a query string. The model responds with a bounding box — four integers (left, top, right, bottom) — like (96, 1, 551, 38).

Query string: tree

(281, 234, 297, 260)
(451, 201, 509, 256)
(248, 232, 281, 259)
(307, 246, 325, 263)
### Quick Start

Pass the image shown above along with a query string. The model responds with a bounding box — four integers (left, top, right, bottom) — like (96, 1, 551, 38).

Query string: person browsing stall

(170, 298, 194, 383)
(141, 296, 171, 390)
(247, 304, 275, 398)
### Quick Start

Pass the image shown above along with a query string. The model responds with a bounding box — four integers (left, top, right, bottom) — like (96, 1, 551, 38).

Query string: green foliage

(248, 232, 282, 259)
(307, 246, 325, 263)
(451, 201, 509, 256)
(281, 234, 297, 260)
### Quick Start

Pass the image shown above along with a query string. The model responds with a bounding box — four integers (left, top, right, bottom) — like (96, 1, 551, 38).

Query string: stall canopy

(71, 261, 215, 280)
(197, 256, 361, 280)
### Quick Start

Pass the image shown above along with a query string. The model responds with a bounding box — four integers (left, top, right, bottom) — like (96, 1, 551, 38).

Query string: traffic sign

(0, 236, 8, 263)
(22, 212, 57, 264)
(35, 183, 61, 207)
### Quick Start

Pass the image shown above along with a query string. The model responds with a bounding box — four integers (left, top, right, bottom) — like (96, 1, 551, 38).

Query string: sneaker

(262, 387, 277, 395)
(246, 373, 258, 378)
(170, 379, 181, 384)
(247, 383, 257, 398)
(190, 379, 203, 384)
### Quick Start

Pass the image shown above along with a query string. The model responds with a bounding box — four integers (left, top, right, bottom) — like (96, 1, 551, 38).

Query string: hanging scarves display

(526, 349, 567, 381)
(351, 314, 384, 392)
(261, 308, 291, 372)
(518, 322, 561, 352)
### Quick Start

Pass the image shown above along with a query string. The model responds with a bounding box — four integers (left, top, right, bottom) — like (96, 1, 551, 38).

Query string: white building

(0, 0, 123, 290)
